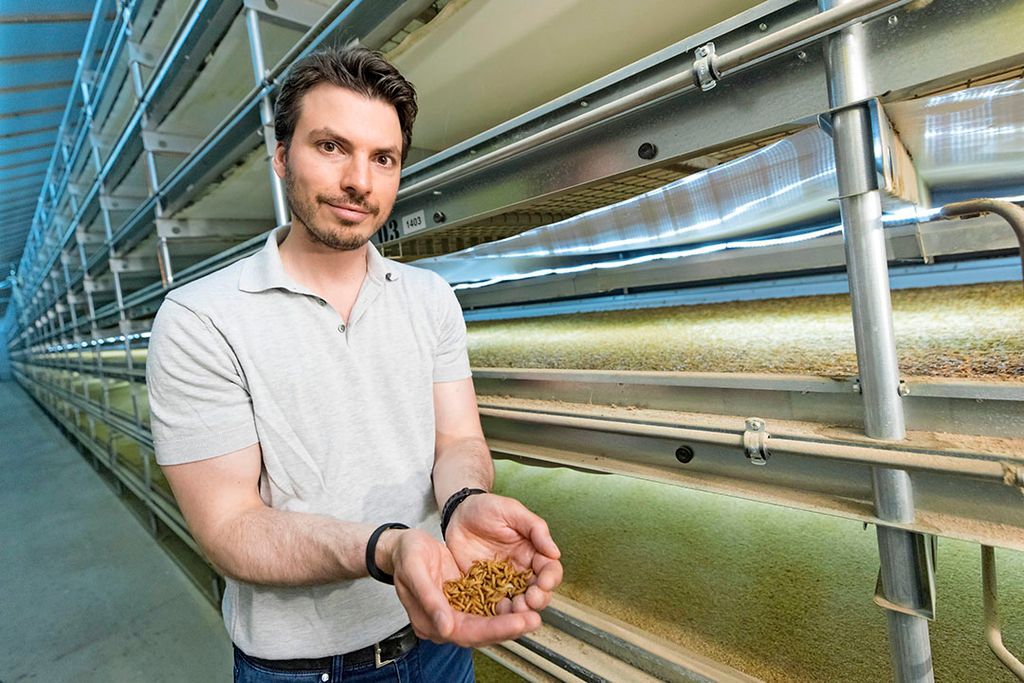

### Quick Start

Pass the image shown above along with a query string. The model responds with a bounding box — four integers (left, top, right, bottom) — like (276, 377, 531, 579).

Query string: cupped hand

(443, 493, 563, 613)
(389, 527, 544, 647)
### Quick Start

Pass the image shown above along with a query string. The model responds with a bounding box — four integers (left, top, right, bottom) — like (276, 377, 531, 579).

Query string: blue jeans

(233, 639, 474, 683)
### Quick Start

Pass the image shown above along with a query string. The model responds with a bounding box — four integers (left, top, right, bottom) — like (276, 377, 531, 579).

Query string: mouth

(324, 201, 373, 223)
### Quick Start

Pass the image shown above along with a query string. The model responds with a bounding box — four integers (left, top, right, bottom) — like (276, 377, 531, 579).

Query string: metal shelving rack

(6, 0, 1024, 681)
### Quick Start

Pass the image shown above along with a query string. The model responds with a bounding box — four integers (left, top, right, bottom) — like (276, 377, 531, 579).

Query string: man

(146, 47, 562, 682)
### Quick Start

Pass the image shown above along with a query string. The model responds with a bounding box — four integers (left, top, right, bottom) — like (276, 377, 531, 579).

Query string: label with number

(401, 210, 427, 235)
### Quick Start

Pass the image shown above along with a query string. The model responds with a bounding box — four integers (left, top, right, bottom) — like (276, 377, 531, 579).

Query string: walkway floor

(0, 380, 231, 681)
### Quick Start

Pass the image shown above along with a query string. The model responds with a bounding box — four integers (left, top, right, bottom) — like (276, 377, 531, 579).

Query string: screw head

(797, 50, 808, 62)
(888, 14, 899, 26)
(433, 211, 446, 223)
(637, 142, 658, 160)
(758, 22, 768, 31)
(675, 445, 695, 464)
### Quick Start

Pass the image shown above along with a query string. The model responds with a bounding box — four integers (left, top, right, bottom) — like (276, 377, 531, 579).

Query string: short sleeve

(146, 298, 259, 465)
(432, 279, 471, 383)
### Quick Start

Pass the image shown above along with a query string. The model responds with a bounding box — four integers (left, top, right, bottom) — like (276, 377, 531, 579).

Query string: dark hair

(274, 46, 418, 162)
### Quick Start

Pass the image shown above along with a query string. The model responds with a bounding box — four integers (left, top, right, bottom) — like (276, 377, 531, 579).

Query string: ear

(272, 142, 287, 180)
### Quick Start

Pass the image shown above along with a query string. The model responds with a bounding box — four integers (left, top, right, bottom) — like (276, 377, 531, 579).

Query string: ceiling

(0, 0, 101, 319)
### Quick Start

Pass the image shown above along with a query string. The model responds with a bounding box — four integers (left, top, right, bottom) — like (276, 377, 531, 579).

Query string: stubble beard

(284, 161, 381, 251)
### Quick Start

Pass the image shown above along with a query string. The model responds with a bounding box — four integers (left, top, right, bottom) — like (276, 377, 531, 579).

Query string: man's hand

(443, 493, 563, 615)
(382, 527, 544, 647)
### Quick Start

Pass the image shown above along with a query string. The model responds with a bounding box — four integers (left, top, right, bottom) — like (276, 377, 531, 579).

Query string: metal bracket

(156, 217, 265, 240)
(142, 129, 202, 155)
(75, 229, 105, 246)
(692, 42, 721, 92)
(743, 417, 770, 465)
(127, 41, 157, 69)
(873, 533, 937, 621)
(242, 0, 326, 28)
(1002, 464, 1024, 496)
(110, 256, 159, 274)
(100, 194, 146, 212)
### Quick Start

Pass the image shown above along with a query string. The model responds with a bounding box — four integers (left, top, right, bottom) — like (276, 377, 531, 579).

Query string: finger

(524, 584, 551, 611)
(510, 593, 530, 613)
(532, 554, 564, 592)
(500, 501, 560, 560)
(528, 518, 560, 559)
(494, 597, 513, 615)
(400, 550, 457, 640)
(449, 610, 542, 648)
(394, 578, 442, 642)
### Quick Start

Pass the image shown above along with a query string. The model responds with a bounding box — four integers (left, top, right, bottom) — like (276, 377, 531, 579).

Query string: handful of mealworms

(443, 558, 534, 616)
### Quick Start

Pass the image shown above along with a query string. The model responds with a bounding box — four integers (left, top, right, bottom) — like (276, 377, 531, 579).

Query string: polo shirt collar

(238, 224, 398, 294)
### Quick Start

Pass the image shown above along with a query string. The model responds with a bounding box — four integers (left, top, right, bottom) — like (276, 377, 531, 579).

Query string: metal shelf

(6, 1, 1024, 680)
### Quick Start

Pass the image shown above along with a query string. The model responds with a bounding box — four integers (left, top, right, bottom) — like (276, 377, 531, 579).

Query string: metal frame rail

(5, 1, 1024, 681)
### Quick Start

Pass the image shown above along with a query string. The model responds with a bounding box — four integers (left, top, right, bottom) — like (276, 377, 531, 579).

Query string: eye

(376, 154, 397, 168)
(319, 141, 340, 154)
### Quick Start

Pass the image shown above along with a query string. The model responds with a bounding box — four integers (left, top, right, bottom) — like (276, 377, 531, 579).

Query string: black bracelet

(366, 522, 409, 585)
(440, 487, 487, 539)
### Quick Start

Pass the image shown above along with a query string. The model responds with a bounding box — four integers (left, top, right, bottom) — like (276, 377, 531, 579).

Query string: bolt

(637, 142, 658, 160)
(675, 445, 695, 464)
(579, 100, 589, 108)
(433, 211, 446, 223)
(797, 50, 808, 62)
(758, 22, 769, 31)
(898, 381, 910, 397)
(888, 14, 899, 26)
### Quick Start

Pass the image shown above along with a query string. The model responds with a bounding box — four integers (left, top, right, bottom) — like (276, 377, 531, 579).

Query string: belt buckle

(374, 642, 394, 669)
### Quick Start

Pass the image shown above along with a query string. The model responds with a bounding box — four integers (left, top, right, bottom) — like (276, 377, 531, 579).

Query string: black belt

(239, 625, 418, 672)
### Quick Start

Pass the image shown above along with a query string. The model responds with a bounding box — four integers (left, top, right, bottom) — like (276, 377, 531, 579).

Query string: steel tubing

(476, 406, 1009, 482)
(397, 0, 911, 199)
(982, 545, 1024, 681)
(821, 0, 933, 679)
(940, 199, 1024, 292)
(244, 7, 290, 228)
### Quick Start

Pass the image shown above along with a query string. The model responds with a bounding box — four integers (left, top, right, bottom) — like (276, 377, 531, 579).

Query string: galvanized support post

(819, 1, 934, 681)
(80, 79, 128, 321)
(245, 7, 291, 227)
(123, 335, 143, 429)
(127, 28, 175, 287)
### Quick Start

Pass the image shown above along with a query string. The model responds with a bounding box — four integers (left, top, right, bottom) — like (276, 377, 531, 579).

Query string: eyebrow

(307, 127, 400, 157)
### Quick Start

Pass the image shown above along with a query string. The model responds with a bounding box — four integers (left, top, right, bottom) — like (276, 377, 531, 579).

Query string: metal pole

(127, 42, 175, 288)
(819, 1, 933, 681)
(245, 7, 290, 227)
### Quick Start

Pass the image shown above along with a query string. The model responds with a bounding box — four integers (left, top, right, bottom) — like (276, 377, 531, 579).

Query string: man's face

(273, 84, 403, 251)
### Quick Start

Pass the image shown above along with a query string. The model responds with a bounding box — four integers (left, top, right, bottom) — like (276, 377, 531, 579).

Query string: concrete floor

(0, 380, 231, 682)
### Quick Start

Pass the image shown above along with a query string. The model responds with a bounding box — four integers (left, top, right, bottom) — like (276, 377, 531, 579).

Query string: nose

(340, 155, 372, 199)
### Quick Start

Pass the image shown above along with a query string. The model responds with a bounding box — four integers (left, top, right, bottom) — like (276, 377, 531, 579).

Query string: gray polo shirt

(146, 225, 471, 659)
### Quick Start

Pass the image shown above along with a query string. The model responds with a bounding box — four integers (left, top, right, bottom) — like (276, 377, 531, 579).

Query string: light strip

(452, 195, 1023, 291)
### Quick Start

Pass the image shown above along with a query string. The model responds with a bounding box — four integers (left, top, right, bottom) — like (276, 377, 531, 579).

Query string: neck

(278, 222, 369, 294)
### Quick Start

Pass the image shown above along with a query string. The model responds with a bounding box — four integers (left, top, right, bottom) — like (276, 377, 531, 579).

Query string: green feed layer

(466, 282, 1024, 380)
(490, 460, 1024, 682)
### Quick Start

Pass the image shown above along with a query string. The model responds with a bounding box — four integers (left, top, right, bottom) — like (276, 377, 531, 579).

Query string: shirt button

(337, 323, 346, 333)
(317, 298, 326, 306)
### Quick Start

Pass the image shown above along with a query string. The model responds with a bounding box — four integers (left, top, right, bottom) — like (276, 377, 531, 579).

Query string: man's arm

(431, 377, 493, 508)
(432, 377, 563, 612)
(164, 439, 542, 646)
(163, 441, 406, 586)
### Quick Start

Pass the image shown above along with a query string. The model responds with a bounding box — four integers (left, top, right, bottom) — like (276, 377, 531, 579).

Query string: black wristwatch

(440, 487, 487, 539)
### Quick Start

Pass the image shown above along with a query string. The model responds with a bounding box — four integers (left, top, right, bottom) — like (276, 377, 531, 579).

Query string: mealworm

(443, 557, 535, 616)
